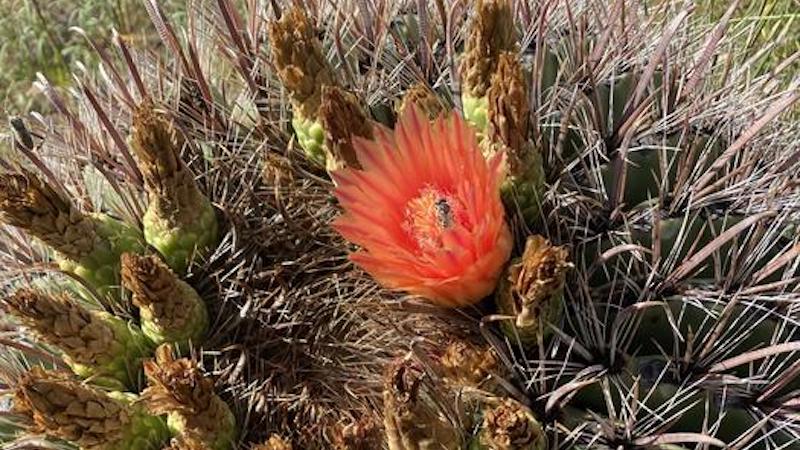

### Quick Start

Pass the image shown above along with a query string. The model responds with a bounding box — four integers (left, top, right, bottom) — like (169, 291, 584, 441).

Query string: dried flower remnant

(439, 339, 500, 388)
(254, 435, 293, 450)
(121, 253, 208, 348)
(383, 357, 460, 450)
(142, 344, 237, 450)
(269, 7, 337, 165)
(130, 102, 219, 274)
(14, 367, 169, 450)
(460, 0, 517, 132)
(332, 107, 512, 307)
(319, 85, 373, 171)
(475, 398, 546, 450)
(1, 289, 148, 389)
(331, 416, 382, 450)
(0, 169, 145, 297)
(496, 235, 571, 344)
(399, 83, 447, 120)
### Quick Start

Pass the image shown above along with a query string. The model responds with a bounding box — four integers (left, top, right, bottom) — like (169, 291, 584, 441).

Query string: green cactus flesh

(108, 392, 171, 450)
(57, 213, 145, 298)
(143, 198, 218, 275)
(291, 113, 326, 166)
(462, 94, 489, 135)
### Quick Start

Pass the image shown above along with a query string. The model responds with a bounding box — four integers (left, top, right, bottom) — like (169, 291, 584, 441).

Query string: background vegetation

(0, 0, 797, 116)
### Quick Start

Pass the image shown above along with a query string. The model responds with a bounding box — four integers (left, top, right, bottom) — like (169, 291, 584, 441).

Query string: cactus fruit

(120, 253, 208, 349)
(13, 367, 169, 450)
(0, 169, 145, 298)
(1, 289, 148, 389)
(130, 102, 219, 274)
(1, 0, 799, 449)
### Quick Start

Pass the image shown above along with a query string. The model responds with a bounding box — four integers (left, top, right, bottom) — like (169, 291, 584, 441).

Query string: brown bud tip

(480, 398, 545, 450)
(268, 7, 336, 118)
(510, 236, 570, 327)
(143, 344, 231, 444)
(254, 435, 293, 450)
(2, 289, 120, 366)
(332, 416, 382, 450)
(319, 85, 372, 170)
(167, 436, 213, 450)
(439, 339, 499, 387)
(461, 0, 517, 97)
(398, 84, 446, 120)
(143, 344, 214, 416)
(121, 253, 179, 309)
(14, 367, 130, 448)
(130, 101, 187, 194)
(488, 51, 530, 173)
(0, 169, 93, 259)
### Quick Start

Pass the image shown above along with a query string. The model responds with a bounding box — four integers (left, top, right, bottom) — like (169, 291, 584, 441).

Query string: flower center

(403, 187, 464, 251)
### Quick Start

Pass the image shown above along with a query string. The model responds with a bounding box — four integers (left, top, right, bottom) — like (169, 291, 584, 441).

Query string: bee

(435, 198, 453, 228)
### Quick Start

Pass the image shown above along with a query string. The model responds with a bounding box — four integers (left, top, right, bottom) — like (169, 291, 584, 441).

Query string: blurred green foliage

(0, 0, 184, 114)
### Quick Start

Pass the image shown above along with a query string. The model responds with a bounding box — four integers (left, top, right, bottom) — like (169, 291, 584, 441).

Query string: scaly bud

(166, 436, 213, 450)
(269, 7, 336, 165)
(2, 289, 149, 389)
(0, 169, 145, 297)
(319, 85, 372, 171)
(486, 51, 544, 225)
(131, 102, 219, 274)
(474, 398, 546, 450)
(460, 0, 517, 132)
(383, 357, 460, 450)
(120, 253, 208, 348)
(496, 236, 571, 345)
(398, 83, 446, 120)
(14, 367, 169, 450)
(439, 339, 500, 388)
(142, 344, 237, 450)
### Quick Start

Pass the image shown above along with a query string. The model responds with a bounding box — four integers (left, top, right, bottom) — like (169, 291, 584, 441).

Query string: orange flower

(332, 106, 513, 307)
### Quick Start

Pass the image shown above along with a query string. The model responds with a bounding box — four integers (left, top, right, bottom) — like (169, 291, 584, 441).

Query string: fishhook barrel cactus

(0, 0, 798, 449)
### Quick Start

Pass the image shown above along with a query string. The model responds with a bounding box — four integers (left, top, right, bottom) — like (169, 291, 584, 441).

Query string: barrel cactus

(0, 0, 798, 449)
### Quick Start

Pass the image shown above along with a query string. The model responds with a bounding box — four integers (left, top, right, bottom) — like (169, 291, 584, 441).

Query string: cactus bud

(120, 253, 208, 349)
(486, 51, 544, 224)
(319, 85, 373, 171)
(0, 169, 145, 298)
(167, 436, 213, 450)
(269, 7, 337, 165)
(473, 398, 546, 450)
(2, 289, 149, 389)
(383, 356, 460, 450)
(496, 236, 571, 345)
(130, 102, 219, 275)
(460, 0, 516, 133)
(142, 344, 237, 450)
(398, 83, 446, 120)
(14, 367, 169, 450)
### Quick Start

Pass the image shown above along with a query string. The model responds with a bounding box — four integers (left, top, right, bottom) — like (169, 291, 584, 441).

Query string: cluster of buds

(130, 101, 219, 275)
(268, 7, 373, 171)
(0, 168, 145, 298)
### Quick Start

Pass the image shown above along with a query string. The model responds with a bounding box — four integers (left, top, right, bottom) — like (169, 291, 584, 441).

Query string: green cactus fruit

(291, 113, 326, 166)
(502, 150, 546, 225)
(1, 289, 149, 390)
(131, 102, 219, 275)
(121, 253, 208, 349)
(108, 392, 173, 450)
(496, 236, 571, 345)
